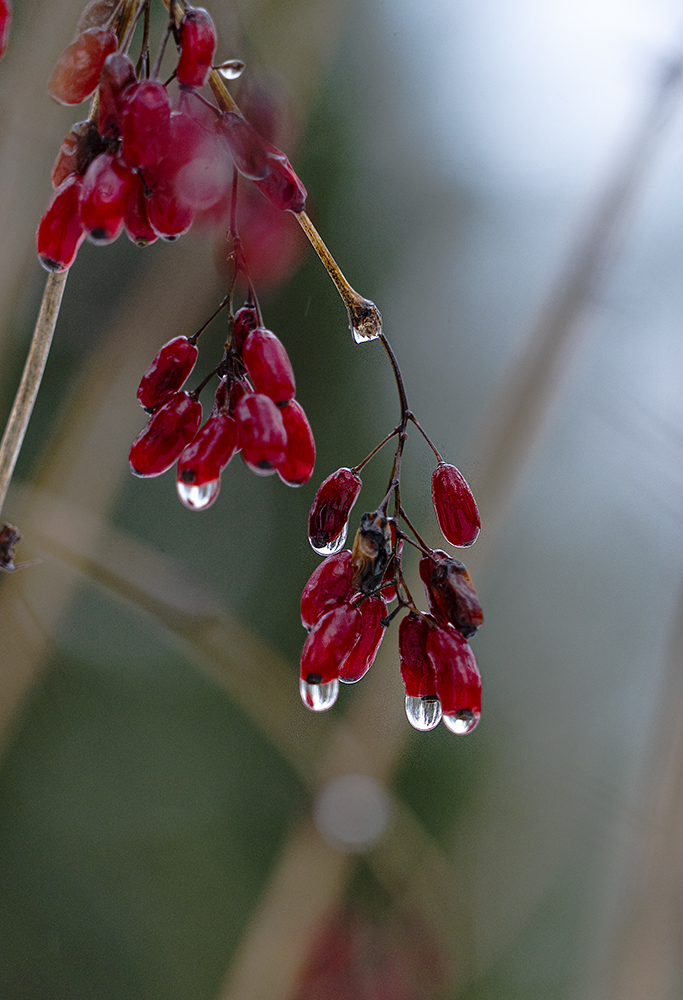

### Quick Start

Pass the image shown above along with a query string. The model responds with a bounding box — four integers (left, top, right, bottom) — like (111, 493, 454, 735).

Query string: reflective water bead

(442, 709, 480, 735)
(177, 478, 220, 511)
(299, 677, 339, 712)
(217, 59, 245, 79)
(405, 696, 442, 731)
(309, 521, 348, 557)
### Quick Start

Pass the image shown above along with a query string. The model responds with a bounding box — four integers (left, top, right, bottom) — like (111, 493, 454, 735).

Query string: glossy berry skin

(253, 147, 307, 214)
(177, 7, 217, 89)
(277, 400, 315, 486)
(146, 183, 195, 239)
(177, 412, 239, 487)
(48, 27, 117, 105)
(124, 175, 158, 247)
(300, 550, 353, 631)
(0, 0, 10, 61)
(79, 152, 134, 245)
(338, 596, 387, 683)
(241, 328, 295, 404)
(219, 112, 307, 212)
(129, 391, 202, 477)
(426, 624, 481, 717)
(121, 80, 172, 172)
(97, 52, 137, 138)
(308, 468, 362, 553)
(137, 336, 198, 411)
(37, 174, 86, 272)
(235, 393, 287, 474)
(399, 614, 437, 699)
(431, 462, 481, 547)
(300, 603, 363, 685)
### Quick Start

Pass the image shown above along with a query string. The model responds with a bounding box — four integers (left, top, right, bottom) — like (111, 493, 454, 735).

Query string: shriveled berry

(300, 603, 363, 685)
(77, 0, 120, 33)
(48, 27, 117, 105)
(351, 510, 392, 595)
(177, 412, 239, 487)
(241, 327, 295, 404)
(97, 51, 136, 138)
(339, 596, 387, 683)
(308, 467, 362, 556)
(51, 120, 102, 189)
(177, 7, 217, 89)
(79, 152, 134, 245)
(137, 336, 198, 411)
(124, 174, 158, 247)
(300, 550, 353, 631)
(235, 392, 287, 474)
(426, 624, 481, 727)
(233, 305, 259, 353)
(36, 174, 86, 272)
(425, 553, 483, 639)
(431, 462, 480, 547)
(277, 400, 315, 486)
(129, 391, 202, 477)
(121, 80, 172, 172)
(0, 0, 12, 61)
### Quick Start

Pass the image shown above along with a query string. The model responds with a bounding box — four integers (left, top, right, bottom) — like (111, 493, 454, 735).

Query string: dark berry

(137, 336, 198, 411)
(308, 467, 362, 555)
(48, 27, 117, 106)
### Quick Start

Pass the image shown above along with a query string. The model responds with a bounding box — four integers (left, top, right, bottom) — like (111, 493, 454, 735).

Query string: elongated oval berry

(300, 550, 353, 631)
(308, 467, 362, 556)
(0, 0, 12, 61)
(399, 614, 442, 731)
(339, 596, 387, 683)
(97, 51, 137, 138)
(48, 27, 117, 105)
(146, 182, 195, 239)
(124, 174, 158, 247)
(241, 327, 295, 404)
(37, 174, 86, 272)
(79, 152, 134, 245)
(300, 603, 363, 685)
(426, 624, 481, 731)
(77, 0, 120, 32)
(137, 336, 198, 411)
(277, 399, 315, 486)
(235, 393, 287, 474)
(177, 7, 217, 89)
(431, 462, 480, 547)
(253, 146, 307, 214)
(121, 80, 172, 172)
(218, 112, 271, 180)
(129, 391, 202, 477)
(177, 412, 238, 487)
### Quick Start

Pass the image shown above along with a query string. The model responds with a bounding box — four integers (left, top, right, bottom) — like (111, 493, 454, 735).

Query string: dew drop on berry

(217, 59, 245, 79)
(177, 478, 220, 511)
(299, 677, 339, 712)
(310, 521, 348, 557)
(442, 709, 480, 735)
(405, 696, 442, 731)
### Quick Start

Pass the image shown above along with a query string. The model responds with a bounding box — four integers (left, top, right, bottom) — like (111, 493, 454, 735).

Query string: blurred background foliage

(2, 0, 683, 998)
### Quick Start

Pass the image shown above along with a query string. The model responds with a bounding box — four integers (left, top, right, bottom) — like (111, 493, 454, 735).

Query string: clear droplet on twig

(405, 695, 442, 731)
(347, 294, 382, 344)
(442, 709, 480, 735)
(300, 677, 339, 711)
(177, 479, 220, 510)
(216, 59, 245, 79)
(309, 522, 348, 557)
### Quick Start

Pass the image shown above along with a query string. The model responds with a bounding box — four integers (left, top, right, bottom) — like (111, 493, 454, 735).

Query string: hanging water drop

(299, 677, 339, 712)
(309, 521, 348, 557)
(405, 695, 442, 731)
(442, 709, 480, 735)
(177, 478, 220, 510)
(347, 296, 382, 344)
(217, 59, 245, 79)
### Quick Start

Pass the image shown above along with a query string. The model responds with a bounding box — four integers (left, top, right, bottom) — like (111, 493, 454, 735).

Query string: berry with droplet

(339, 595, 387, 683)
(177, 411, 239, 488)
(431, 462, 480, 547)
(235, 392, 287, 474)
(48, 27, 117, 106)
(426, 623, 481, 731)
(176, 6, 217, 89)
(36, 174, 86, 272)
(399, 614, 442, 731)
(308, 467, 362, 556)
(253, 146, 307, 214)
(137, 336, 199, 412)
(300, 550, 353, 631)
(241, 327, 295, 404)
(79, 152, 134, 245)
(277, 399, 315, 486)
(300, 603, 363, 685)
(129, 391, 202, 477)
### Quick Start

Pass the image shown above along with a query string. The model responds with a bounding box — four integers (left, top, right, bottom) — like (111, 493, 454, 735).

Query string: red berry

(77, 0, 120, 32)
(176, 7, 217, 89)
(124, 174, 159, 247)
(308, 467, 362, 555)
(146, 182, 195, 239)
(399, 614, 442, 731)
(48, 27, 117, 106)
(51, 120, 102, 189)
(421, 552, 483, 639)
(338, 596, 387, 683)
(233, 305, 260, 353)
(300, 550, 353, 631)
(121, 80, 172, 172)
(97, 51, 137, 138)
(137, 336, 198, 411)
(300, 603, 363, 685)
(177, 412, 239, 487)
(277, 400, 315, 486)
(168, 107, 230, 212)
(218, 112, 271, 180)
(0, 0, 12, 61)
(79, 152, 135, 245)
(431, 462, 480, 547)
(235, 393, 287, 474)
(36, 174, 86, 273)
(241, 327, 296, 404)
(426, 624, 481, 733)
(253, 147, 307, 214)
(129, 391, 202, 477)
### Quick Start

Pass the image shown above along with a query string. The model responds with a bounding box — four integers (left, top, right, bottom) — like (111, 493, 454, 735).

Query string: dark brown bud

(351, 511, 392, 594)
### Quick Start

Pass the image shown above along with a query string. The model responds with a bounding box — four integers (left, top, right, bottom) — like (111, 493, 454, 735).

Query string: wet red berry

(124, 174, 159, 247)
(241, 327, 295, 404)
(177, 411, 239, 487)
(137, 336, 199, 412)
(177, 7, 217, 89)
(339, 596, 387, 683)
(308, 467, 362, 555)
(277, 400, 315, 486)
(235, 392, 287, 474)
(121, 80, 172, 172)
(300, 550, 353, 631)
(146, 182, 195, 239)
(97, 51, 137, 138)
(399, 614, 436, 699)
(48, 27, 117, 106)
(300, 603, 363, 685)
(129, 391, 202, 477)
(253, 147, 307, 214)
(426, 624, 481, 725)
(218, 112, 271, 180)
(0, 0, 12, 61)
(36, 174, 86, 272)
(431, 462, 480, 547)
(79, 152, 135, 245)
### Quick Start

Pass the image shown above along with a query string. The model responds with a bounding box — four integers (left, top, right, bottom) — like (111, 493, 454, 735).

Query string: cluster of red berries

(130, 300, 315, 509)
(300, 448, 484, 734)
(0, 0, 10, 61)
(36, 0, 306, 272)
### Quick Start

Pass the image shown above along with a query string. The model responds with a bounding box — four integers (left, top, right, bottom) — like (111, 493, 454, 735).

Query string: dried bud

(419, 551, 483, 639)
(351, 511, 392, 595)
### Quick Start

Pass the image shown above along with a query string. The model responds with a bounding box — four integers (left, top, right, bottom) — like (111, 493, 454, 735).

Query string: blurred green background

(2, 0, 683, 997)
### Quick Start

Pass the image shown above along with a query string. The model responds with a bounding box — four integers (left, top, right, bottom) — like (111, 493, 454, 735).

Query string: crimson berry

(277, 400, 315, 486)
(308, 467, 362, 556)
(350, 510, 392, 594)
(399, 614, 442, 731)
(426, 624, 481, 734)
(253, 147, 307, 214)
(300, 603, 362, 686)
(241, 327, 295, 404)
(176, 7, 217, 89)
(36, 174, 86, 273)
(129, 391, 202, 477)
(176, 411, 239, 510)
(0, 0, 10, 61)
(79, 152, 135, 245)
(235, 393, 287, 474)
(431, 462, 480, 547)
(137, 336, 198, 411)
(422, 553, 483, 639)
(233, 305, 260, 353)
(121, 80, 172, 172)
(146, 182, 195, 239)
(97, 52, 137, 139)
(218, 112, 271, 180)
(300, 550, 353, 631)
(48, 27, 117, 106)
(168, 108, 230, 213)
(51, 120, 102, 189)
(338, 596, 387, 684)
(124, 175, 159, 247)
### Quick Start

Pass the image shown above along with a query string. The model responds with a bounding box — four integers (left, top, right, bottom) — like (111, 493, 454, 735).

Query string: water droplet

(299, 677, 339, 712)
(309, 522, 348, 557)
(217, 59, 245, 79)
(352, 323, 379, 345)
(177, 479, 220, 510)
(405, 695, 442, 731)
(442, 709, 480, 735)
(347, 296, 382, 344)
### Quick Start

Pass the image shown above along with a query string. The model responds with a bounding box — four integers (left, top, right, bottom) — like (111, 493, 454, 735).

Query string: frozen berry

(79, 152, 135, 245)
(97, 51, 137, 138)
(121, 80, 172, 172)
